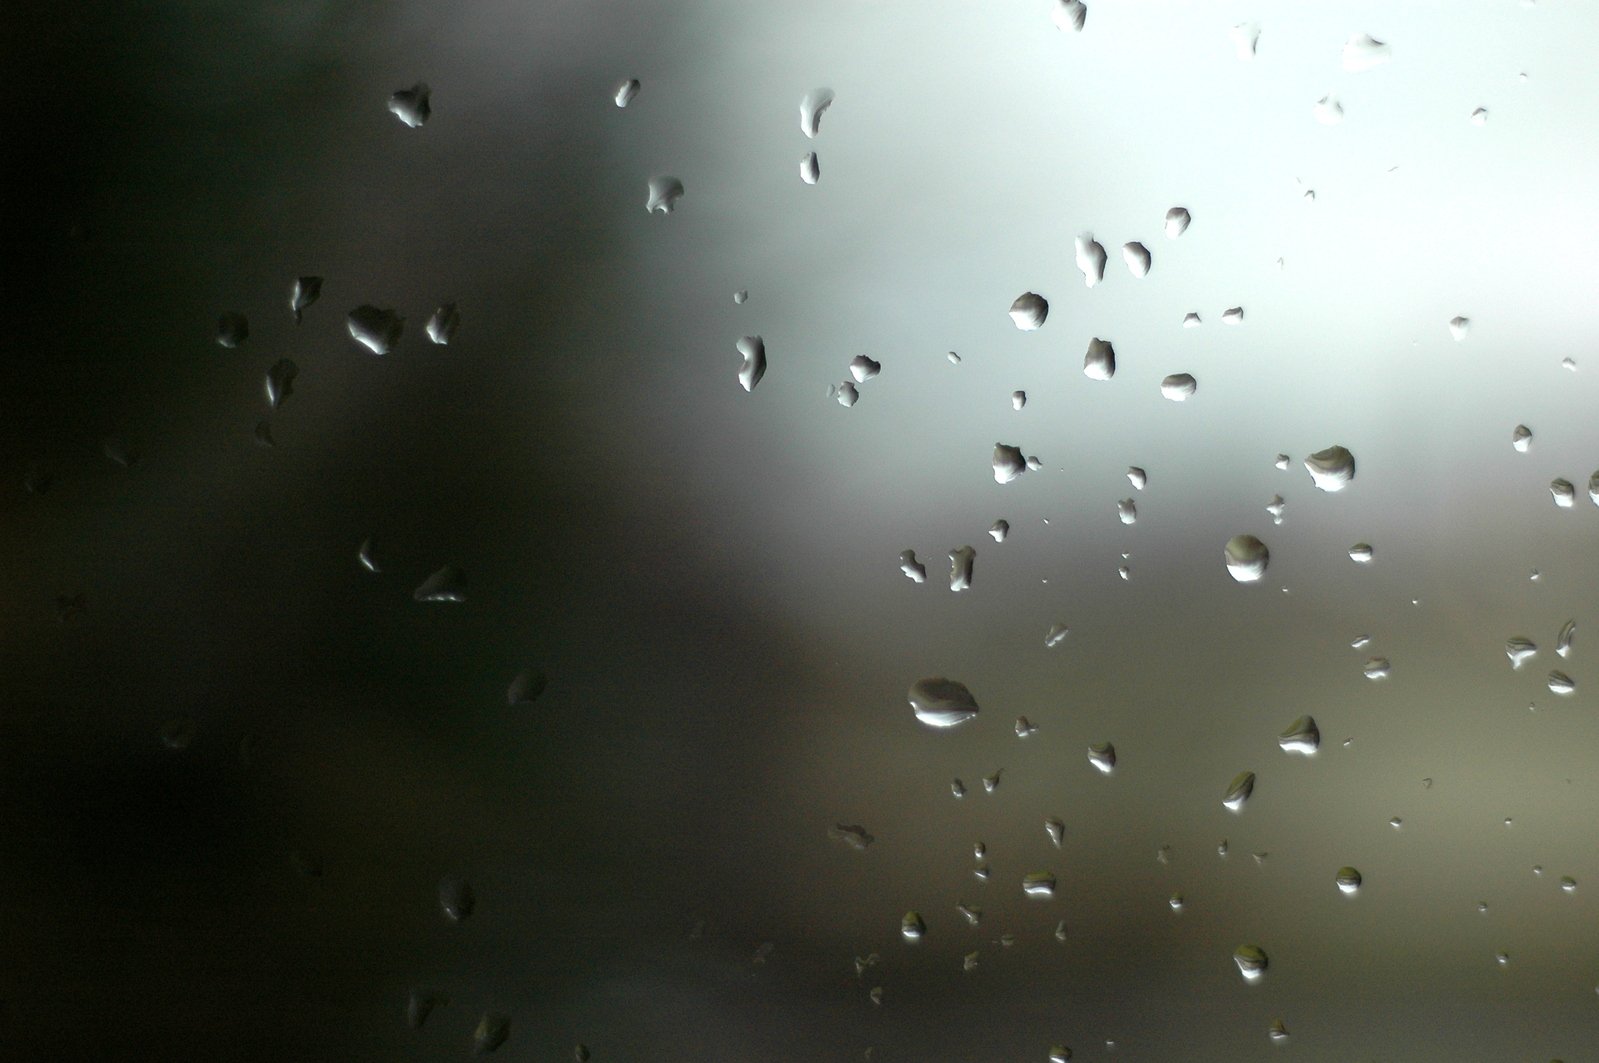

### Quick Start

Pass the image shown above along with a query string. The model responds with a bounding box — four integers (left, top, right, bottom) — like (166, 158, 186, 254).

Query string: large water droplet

(737, 336, 767, 392)
(909, 678, 979, 728)
(1009, 292, 1049, 330)
(348, 305, 403, 355)
(1122, 242, 1151, 278)
(388, 83, 430, 128)
(899, 550, 927, 583)
(614, 78, 640, 107)
(901, 912, 926, 942)
(290, 277, 322, 324)
(1547, 671, 1576, 695)
(1348, 542, 1374, 564)
(1234, 945, 1269, 983)
(800, 152, 820, 185)
(948, 546, 976, 592)
(1088, 742, 1116, 774)
(1304, 446, 1356, 491)
(1160, 373, 1197, 401)
(849, 355, 881, 383)
(800, 88, 834, 138)
(1127, 467, 1147, 490)
(1083, 337, 1116, 380)
(426, 303, 460, 345)
(1278, 715, 1319, 755)
(1342, 34, 1391, 72)
(1116, 499, 1137, 525)
(1223, 771, 1256, 812)
(1165, 206, 1191, 238)
(414, 565, 467, 603)
(216, 312, 249, 348)
(993, 444, 1028, 484)
(1336, 867, 1363, 895)
(1225, 535, 1269, 582)
(1075, 234, 1107, 287)
(1051, 0, 1087, 33)
(266, 359, 297, 410)
(834, 381, 859, 407)
(646, 176, 684, 214)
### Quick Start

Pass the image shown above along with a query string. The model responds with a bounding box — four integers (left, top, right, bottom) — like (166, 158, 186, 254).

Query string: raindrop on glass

(290, 277, 321, 324)
(1183, 311, 1201, 328)
(1506, 637, 1537, 669)
(1165, 207, 1191, 238)
(1342, 34, 1391, 72)
(849, 355, 881, 383)
(645, 176, 684, 214)
(1127, 467, 1147, 490)
(736, 336, 766, 392)
(1122, 242, 1151, 278)
(982, 768, 1002, 793)
(1117, 499, 1137, 525)
(1230, 23, 1260, 61)
(1011, 391, 1027, 411)
(414, 565, 467, 603)
(993, 444, 1028, 484)
(1009, 292, 1048, 331)
(909, 678, 980, 729)
(1336, 867, 1363, 895)
(1160, 374, 1196, 401)
(1278, 715, 1319, 755)
(800, 88, 834, 137)
(1547, 671, 1575, 695)
(1449, 315, 1470, 341)
(265, 359, 297, 410)
(507, 669, 547, 706)
(388, 83, 430, 128)
(1225, 535, 1269, 582)
(1074, 233, 1107, 287)
(473, 1013, 509, 1053)
(1304, 446, 1356, 492)
(348, 305, 403, 355)
(1550, 479, 1575, 508)
(1045, 622, 1070, 648)
(1314, 94, 1345, 125)
(1083, 337, 1116, 380)
(1051, 0, 1087, 33)
(614, 78, 640, 107)
(439, 876, 475, 922)
(1364, 657, 1391, 680)
(1349, 542, 1374, 564)
(948, 546, 975, 592)
(800, 152, 820, 184)
(1511, 425, 1533, 451)
(1556, 620, 1575, 659)
(899, 550, 927, 583)
(216, 312, 248, 348)
(1223, 771, 1256, 812)
(1470, 107, 1489, 126)
(1015, 716, 1038, 738)
(989, 519, 1010, 542)
(1045, 818, 1065, 848)
(901, 912, 926, 942)
(426, 303, 460, 345)
(1234, 945, 1269, 983)
(829, 824, 875, 851)
(1088, 742, 1116, 774)
(1023, 871, 1057, 898)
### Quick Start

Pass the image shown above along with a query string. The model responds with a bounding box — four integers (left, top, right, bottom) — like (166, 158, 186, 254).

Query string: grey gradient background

(3, 0, 1598, 1059)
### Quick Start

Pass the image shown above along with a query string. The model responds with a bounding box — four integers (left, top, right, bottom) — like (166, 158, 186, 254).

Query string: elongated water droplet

(1122, 242, 1151, 278)
(1506, 637, 1537, 669)
(216, 312, 248, 348)
(1054, 920, 1068, 942)
(1045, 818, 1065, 847)
(1550, 479, 1575, 508)
(993, 443, 1028, 484)
(473, 1013, 509, 1053)
(1165, 207, 1191, 237)
(1342, 34, 1391, 72)
(646, 176, 684, 214)
(1449, 315, 1470, 341)
(1364, 657, 1391, 680)
(1225, 535, 1269, 582)
(1088, 742, 1116, 774)
(736, 336, 766, 392)
(899, 550, 927, 583)
(1009, 292, 1049, 330)
(102, 436, 138, 468)
(1349, 542, 1373, 564)
(1223, 771, 1256, 812)
(439, 876, 475, 921)
(800, 152, 820, 184)
(414, 565, 467, 603)
(849, 355, 881, 383)
(1183, 311, 1202, 328)
(1045, 622, 1070, 648)
(1278, 715, 1319, 754)
(800, 88, 834, 138)
(1074, 233, 1107, 287)
(426, 303, 460, 345)
(1023, 871, 1057, 898)
(1051, 0, 1087, 33)
(358, 537, 380, 573)
(829, 824, 874, 850)
(507, 669, 547, 706)
(1336, 866, 1363, 894)
(1314, 94, 1345, 125)
(1556, 620, 1575, 659)
(1160, 374, 1196, 401)
(266, 358, 297, 410)
(348, 305, 403, 355)
(909, 677, 979, 728)
(1548, 671, 1576, 695)
(1083, 337, 1115, 380)
(948, 546, 975, 592)
(614, 78, 640, 107)
(1304, 446, 1356, 491)
(389, 83, 430, 128)
(1221, 306, 1244, 325)
(1010, 390, 1027, 411)
(1590, 471, 1599, 506)
(290, 276, 322, 324)
(901, 911, 926, 941)
(1230, 23, 1260, 61)
(1234, 944, 1268, 983)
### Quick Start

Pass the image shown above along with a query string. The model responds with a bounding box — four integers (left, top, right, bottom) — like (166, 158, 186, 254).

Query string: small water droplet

(1547, 670, 1576, 695)
(1225, 535, 1269, 582)
(1221, 306, 1244, 325)
(1449, 315, 1471, 341)
(1223, 771, 1256, 812)
(982, 768, 1002, 793)
(1165, 206, 1191, 237)
(1591, 472, 1599, 506)
(899, 550, 927, 583)
(1122, 242, 1151, 277)
(834, 381, 859, 407)
(1045, 818, 1065, 848)
(216, 312, 248, 348)
(290, 277, 322, 324)
(1218, 839, 1229, 857)
(951, 778, 966, 798)
(1168, 893, 1184, 912)
(1550, 479, 1575, 508)
(265, 358, 297, 410)
(1051, 0, 1087, 33)
(1494, 951, 1509, 967)
(1561, 876, 1577, 893)
(347, 305, 403, 355)
(1126, 467, 1147, 490)
(1045, 622, 1070, 648)
(1511, 424, 1533, 451)
(1363, 657, 1391, 680)
(1011, 390, 1027, 411)
(829, 824, 875, 851)
(1506, 637, 1538, 669)
(388, 83, 430, 128)
(1352, 634, 1371, 649)
(1556, 619, 1575, 658)
(1273, 453, 1289, 470)
(645, 176, 684, 214)
(1268, 1019, 1290, 1043)
(800, 152, 820, 184)
(989, 519, 1010, 542)
(1266, 495, 1286, 524)
(1054, 920, 1068, 942)
(1314, 94, 1345, 124)
(1470, 107, 1489, 126)
(473, 1013, 509, 1053)
(425, 303, 460, 345)
(733, 289, 749, 304)
(408, 988, 446, 1029)
(1075, 233, 1107, 287)
(1563, 356, 1578, 372)
(1015, 716, 1038, 738)
(736, 335, 766, 392)
(254, 421, 275, 447)
(1278, 715, 1320, 754)
(1117, 499, 1137, 525)
(1390, 817, 1403, 829)
(993, 444, 1028, 484)
(507, 669, 547, 706)
(1234, 945, 1269, 983)
(439, 876, 475, 922)
(1336, 867, 1363, 895)
(1230, 23, 1260, 61)
(1023, 871, 1057, 898)
(1049, 1046, 1073, 1063)
(1083, 337, 1116, 380)
(1183, 311, 1202, 328)
(1349, 542, 1374, 564)
(1088, 742, 1117, 774)
(901, 911, 926, 942)
(800, 88, 834, 137)
(947, 351, 961, 365)
(614, 78, 640, 107)
(1342, 33, 1391, 72)
(909, 678, 980, 729)
(849, 356, 881, 383)
(1160, 373, 1196, 401)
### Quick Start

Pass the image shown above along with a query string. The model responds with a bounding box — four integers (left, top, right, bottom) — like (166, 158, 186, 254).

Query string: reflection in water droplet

(1075, 233, 1107, 287)
(1550, 479, 1575, 508)
(507, 669, 547, 706)
(1015, 716, 1039, 739)
(1234, 945, 1269, 983)
(1225, 535, 1269, 582)
(910, 678, 980, 729)
(1336, 867, 1363, 895)
(849, 355, 881, 382)
(1314, 94, 1345, 124)
(1390, 817, 1403, 829)
(1364, 657, 1391, 680)
(1122, 242, 1151, 277)
(1023, 871, 1057, 898)
(1160, 374, 1196, 401)
(899, 550, 927, 583)
(1165, 206, 1191, 237)
(829, 824, 875, 851)
(266, 359, 297, 410)
(1495, 951, 1510, 966)
(1556, 620, 1575, 659)
(1051, 0, 1087, 33)
(800, 152, 820, 185)
(1547, 671, 1575, 695)
(1117, 499, 1137, 525)
(426, 303, 460, 345)
(614, 78, 640, 107)
(1511, 424, 1533, 451)
(993, 444, 1028, 484)
(440, 876, 475, 922)
(1304, 446, 1356, 491)
(1045, 623, 1070, 648)
(1449, 315, 1470, 341)
(388, 83, 430, 128)
(1274, 454, 1290, 470)
(1009, 292, 1048, 330)
(1349, 543, 1373, 564)
(989, 520, 1010, 542)
(1278, 715, 1319, 755)
(949, 546, 975, 591)
(1223, 771, 1256, 812)
(348, 305, 403, 355)
(1506, 637, 1537, 669)
(800, 88, 834, 138)
(1230, 23, 1260, 61)
(1343, 33, 1391, 72)
(216, 312, 249, 348)
(1088, 742, 1116, 774)
(1083, 337, 1116, 380)
(474, 1014, 510, 1053)
(901, 911, 926, 941)
(646, 176, 684, 214)
(737, 336, 766, 392)
(290, 277, 322, 324)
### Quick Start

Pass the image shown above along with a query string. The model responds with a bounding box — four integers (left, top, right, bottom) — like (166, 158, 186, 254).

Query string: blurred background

(2, 1, 1597, 1059)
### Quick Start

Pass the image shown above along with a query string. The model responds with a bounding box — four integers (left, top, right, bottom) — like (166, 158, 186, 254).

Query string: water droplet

(1449, 315, 1471, 341)
(1160, 373, 1196, 401)
(909, 678, 980, 729)
(1045, 622, 1070, 648)
(1349, 543, 1374, 564)
(388, 83, 430, 128)
(1390, 816, 1403, 829)
(834, 381, 859, 407)
(347, 305, 403, 355)
(101, 436, 138, 468)
(1045, 818, 1065, 848)
(1054, 920, 1069, 942)
(439, 876, 475, 921)
(1230, 23, 1260, 61)
(426, 303, 460, 345)
(956, 903, 982, 928)
(1083, 337, 1116, 380)
(1561, 876, 1578, 893)
(1268, 1019, 1289, 1043)
(1273, 454, 1290, 470)
(736, 336, 766, 392)
(1494, 951, 1509, 967)
(1363, 657, 1391, 680)
(1506, 637, 1538, 669)
(993, 443, 1028, 484)
(216, 312, 248, 348)
(1049, 1046, 1073, 1063)
(414, 565, 467, 603)
(1234, 944, 1269, 983)
(1117, 499, 1137, 525)
(1591, 471, 1599, 506)
(1479, 901, 1490, 912)
(982, 520, 1008, 545)
(1314, 94, 1345, 125)
(575, 1045, 591, 1062)
(1009, 292, 1049, 331)
(614, 78, 640, 108)
(473, 1013, 509, 1053)
(1183, 311, 1202, 328)
(160, 715, 197, 750)
(952, 778, 967, 798)
(355, 537, 381, 574)
(800, 88, 834, 137)
(507, 669, 547, 706)
(1342, 33, 1391, 72)
(733, 289, 748, 304)
(1336, 866, 1363, 895)
(1563, 356, 1578, 372)
(947, 351, 961, 365)
(848, 356, 881, 383)
(1351, 634, 1371, 649)
(1088, 742, 1116, 774)
(1218, 840, 1229, 857)
(800, 152, 820, 184)
(1074, 233, 1107, 287)
(1122, 242, 1151, 277)
(948, 546, 976, 592)
(1225, 535, 1270, 582)
(1278, 715, 1320, 755)
(1126, 466, 1147, 490)
(982, 768, 1002, 793)
(1470, 107, 1489, 126)
(1223, 771, 1256, 812)
(1556, 620, 1575, 658)
(899, 550, 927, 583)
(829, 824, 875, 851)
(408, 989, 446, 1029)
(1550, 479, 1575, 508)
(1015, 716, 1039, 738)
(1547, 671, 1576, 695)
(1010, 390, 1028, 411)
(1304, 446, 1356, 492)
(290, 277, 322, 324)
(265, 358, 297, 410)
(974, 863, 991, 882)
(1266, 495, 1286, 524)
(901, 912, 926, 942)
(645, 176, 684, 214)
(1534, 865, 1544, 876)
(1023, 871, 1057, 898)
(1051, 0, 1087, 33)
(1164, 893, 1183, 912)
(1165, 206, 1191, 238)
(961, 952, 979, 973)
(254, 421, 275, 447)
(1220, 306, 1244, 325)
